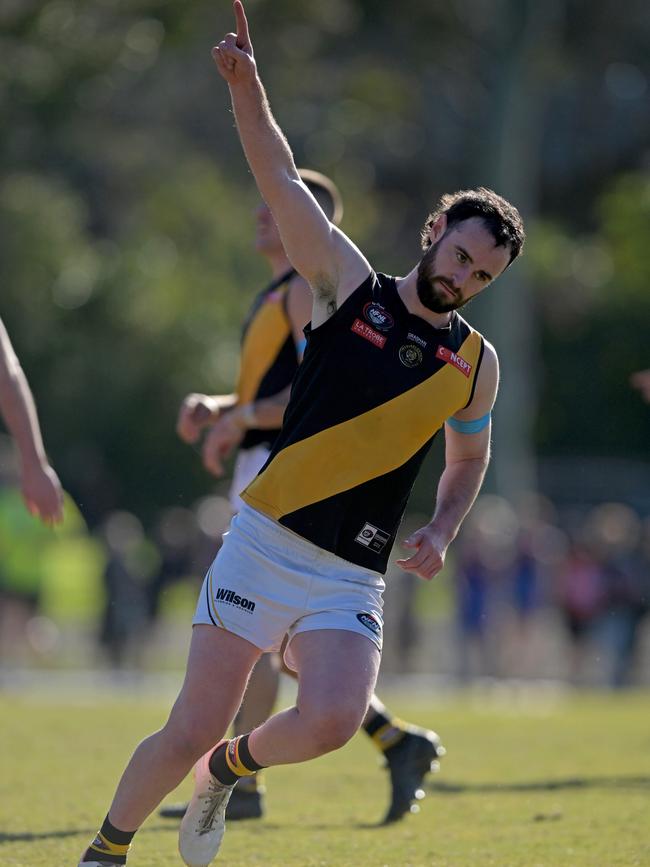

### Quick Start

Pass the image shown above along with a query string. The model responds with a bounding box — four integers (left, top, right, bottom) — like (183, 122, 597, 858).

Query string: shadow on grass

(427, 775, 650, 794)
(0, 822, 199, 846)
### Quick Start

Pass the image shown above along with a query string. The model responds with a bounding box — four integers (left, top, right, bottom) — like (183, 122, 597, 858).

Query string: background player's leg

(363, 694, 445, 823)
(234, 651, 281, 732)
(229, 651, 281, 817)
(247, 629, 380, 765)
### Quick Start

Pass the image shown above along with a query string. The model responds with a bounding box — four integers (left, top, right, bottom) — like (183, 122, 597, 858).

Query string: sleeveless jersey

(236, 269, 299, 450)
(241, 271, 485, 574)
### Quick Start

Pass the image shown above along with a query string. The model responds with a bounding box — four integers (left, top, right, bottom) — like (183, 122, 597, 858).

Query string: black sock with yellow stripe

(209, 734, 266, 786)
(80, 815, 134, 864)
(363, 708, 408, 755)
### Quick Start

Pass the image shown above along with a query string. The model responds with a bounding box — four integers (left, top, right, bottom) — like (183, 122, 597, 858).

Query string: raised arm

(212, 1, 370, 323)
(397, 342, 499, 580)
(0, 318, 64, 524)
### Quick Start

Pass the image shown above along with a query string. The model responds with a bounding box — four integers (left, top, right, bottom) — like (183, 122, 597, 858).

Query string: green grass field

(2, 687, 649, 866)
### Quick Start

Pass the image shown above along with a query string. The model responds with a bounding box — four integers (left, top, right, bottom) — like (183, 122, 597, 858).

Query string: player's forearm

(229, 77, 298, 202)
(232, 387, 291, 431)
(427, 456, 489, 548)
(0, 365, 48, 469)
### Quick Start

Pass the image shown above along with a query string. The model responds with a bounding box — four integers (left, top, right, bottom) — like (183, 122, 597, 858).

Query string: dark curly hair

(421, 187, 525, 265)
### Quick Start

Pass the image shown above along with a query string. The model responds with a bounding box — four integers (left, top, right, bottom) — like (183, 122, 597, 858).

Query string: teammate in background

(165, 170, 443, 825)
(0, 317, 63, 524)
(78, 3, 524, 865)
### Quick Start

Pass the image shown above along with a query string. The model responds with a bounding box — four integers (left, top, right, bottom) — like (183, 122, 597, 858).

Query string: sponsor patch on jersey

(356, 611, 382, 636)
(215, 587, 256, 613)
(435, 345, 472, 377)
(355, 522, 391, 552)
(399, 343, 424, 368)
(363, 302, 394, 331)
(407, 331, 427, 348)
(351, 318, 387, 349)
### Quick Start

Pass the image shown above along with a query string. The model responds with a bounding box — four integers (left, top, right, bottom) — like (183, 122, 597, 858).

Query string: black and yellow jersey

(237, 268, 299, 450)
(242, 271, 485, 574)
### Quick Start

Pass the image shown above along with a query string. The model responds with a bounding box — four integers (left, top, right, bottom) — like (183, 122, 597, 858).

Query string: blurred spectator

(555, 524, 607, 685)
(97, 511, 159, 669)
(147, 506, 201, 624)
(590, 503, 650, 688)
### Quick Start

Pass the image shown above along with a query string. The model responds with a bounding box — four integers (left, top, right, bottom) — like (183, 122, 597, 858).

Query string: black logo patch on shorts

(215, 587, 256, 613)
(355, 522, 391, 552)
(357, 611, 382, 636)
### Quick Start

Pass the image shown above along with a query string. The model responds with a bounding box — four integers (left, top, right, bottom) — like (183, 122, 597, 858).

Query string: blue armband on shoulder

(295, 338, 307, 358)
(446, 412, 491, 434)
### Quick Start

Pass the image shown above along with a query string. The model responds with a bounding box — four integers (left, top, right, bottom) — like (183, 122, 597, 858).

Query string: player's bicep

(444, 341, 499, 463)
(269, 177, 370, 303)
(444, 418, 491, 463)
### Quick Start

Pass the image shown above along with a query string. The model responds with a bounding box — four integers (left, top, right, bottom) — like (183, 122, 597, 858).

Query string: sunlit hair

(420, 187, 525, 265)
(298, 168, 344, 226)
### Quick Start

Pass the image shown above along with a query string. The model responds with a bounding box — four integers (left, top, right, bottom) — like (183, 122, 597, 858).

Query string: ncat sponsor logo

(435, 345, 472, 377)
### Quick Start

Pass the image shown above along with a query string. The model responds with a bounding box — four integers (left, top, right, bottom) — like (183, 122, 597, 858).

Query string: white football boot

(178, 750, 234, 866)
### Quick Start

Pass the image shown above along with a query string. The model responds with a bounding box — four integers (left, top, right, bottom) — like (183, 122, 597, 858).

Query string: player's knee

(306, 704, 363, 754)
(163, 708, 225, 762)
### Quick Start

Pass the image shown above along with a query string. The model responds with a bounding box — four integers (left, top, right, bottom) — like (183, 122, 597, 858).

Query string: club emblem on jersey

(363, 302, 394, 331)
(357, 611, 382, 636)
(351, 318, 387, 348)
(435, 345, 472, 377)
(355, 522, 391, 552)
(399, 343, 423, 368)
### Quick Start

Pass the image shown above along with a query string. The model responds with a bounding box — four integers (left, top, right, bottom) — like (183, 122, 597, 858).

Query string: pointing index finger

(233, 0, 251, 50)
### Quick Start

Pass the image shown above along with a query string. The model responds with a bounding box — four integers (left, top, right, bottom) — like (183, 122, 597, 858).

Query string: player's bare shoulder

(472, 338, 499, 410)
(480, 339, 499, 384)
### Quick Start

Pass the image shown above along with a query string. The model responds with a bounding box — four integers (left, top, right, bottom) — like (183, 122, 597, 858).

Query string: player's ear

(427, 213, 447, 245)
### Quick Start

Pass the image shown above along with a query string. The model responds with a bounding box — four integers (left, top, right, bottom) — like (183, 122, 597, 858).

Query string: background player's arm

(397, 343, 499, 580)
(201, 276, 310, 477)
(0, 317, 64, 524)
(286, 275, 312, 358)
(176, 392, 237, 444)
(212, 2, 370, 325)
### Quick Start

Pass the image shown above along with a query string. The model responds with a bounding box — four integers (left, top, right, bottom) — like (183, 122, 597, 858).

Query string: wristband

(240, 402, 258, 429)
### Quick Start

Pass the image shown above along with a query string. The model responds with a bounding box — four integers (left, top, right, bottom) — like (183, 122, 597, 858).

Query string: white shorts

(193, 504, 385, 664)
(228, 445, 271, 511)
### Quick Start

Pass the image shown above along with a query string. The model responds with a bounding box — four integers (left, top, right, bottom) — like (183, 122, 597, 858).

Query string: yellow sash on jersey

(236, 287, 291, 404)
(242, 331, 482, 519)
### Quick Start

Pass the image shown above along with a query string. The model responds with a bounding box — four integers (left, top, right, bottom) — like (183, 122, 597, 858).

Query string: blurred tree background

(0, 0, 648, 528)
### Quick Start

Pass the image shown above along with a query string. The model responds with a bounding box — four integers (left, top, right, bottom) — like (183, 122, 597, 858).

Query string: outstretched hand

(212, 0, 256, 85)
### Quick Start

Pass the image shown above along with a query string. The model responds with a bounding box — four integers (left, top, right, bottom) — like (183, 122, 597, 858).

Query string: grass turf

(1, 687, 649, 866)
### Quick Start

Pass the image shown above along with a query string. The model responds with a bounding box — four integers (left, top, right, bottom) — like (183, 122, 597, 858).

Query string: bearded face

(416, 240, 468, 314)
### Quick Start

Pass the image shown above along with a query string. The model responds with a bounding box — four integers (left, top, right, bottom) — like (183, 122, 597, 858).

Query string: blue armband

(295, 338, 307, 358)
(446, 412, 491, 434)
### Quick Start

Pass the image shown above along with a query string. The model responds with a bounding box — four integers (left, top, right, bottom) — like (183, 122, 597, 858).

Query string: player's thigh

(169, 624, 262, 735)
(292, 629, 380, 723)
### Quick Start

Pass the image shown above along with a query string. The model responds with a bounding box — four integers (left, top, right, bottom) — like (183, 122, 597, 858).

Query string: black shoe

(225, 785, 264, 820)
(159, 784, 264, 822)
(382, 728, 445, 824)
(159, 802, 188, 820)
